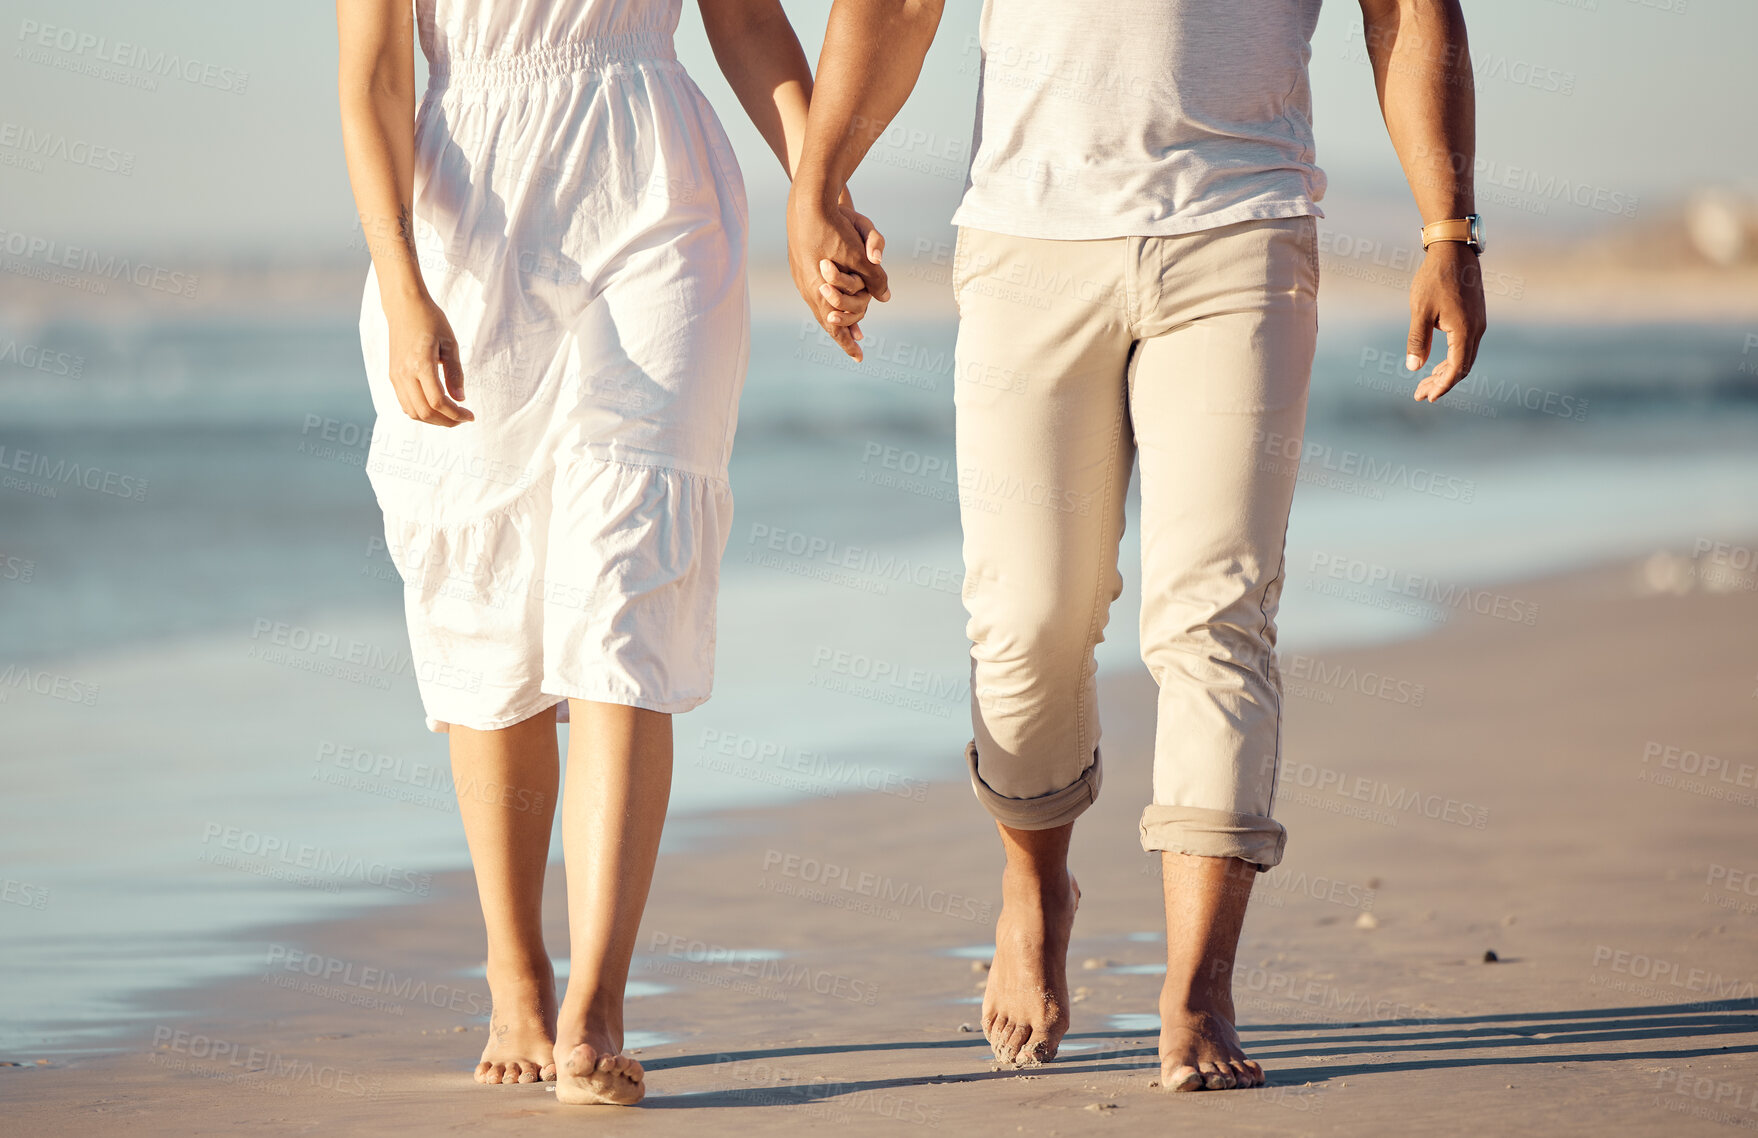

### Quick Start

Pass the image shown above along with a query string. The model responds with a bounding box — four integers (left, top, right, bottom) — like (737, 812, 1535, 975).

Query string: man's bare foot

(475, 962, 558, 1085)
(982, 865, 1080, 1066)
(554, 1034, 644, 1106)
(1157, 990, 1264, 1092)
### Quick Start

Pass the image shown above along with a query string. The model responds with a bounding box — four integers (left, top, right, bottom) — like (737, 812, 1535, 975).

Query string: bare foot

(554, 1036, 645, 1106)
(1157, 992, 1264, 1092)
(982, 870, 1080, 1065)
(475, 963, 558, 1085)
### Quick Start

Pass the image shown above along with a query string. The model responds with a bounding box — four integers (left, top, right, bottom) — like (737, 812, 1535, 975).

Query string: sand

(5, 552, 1756, 1136)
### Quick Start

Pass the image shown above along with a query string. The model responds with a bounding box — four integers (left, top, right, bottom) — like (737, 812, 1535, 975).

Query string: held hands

(384, 290, 473, 426)
(787, 185, 889, 362)
(1406, 241, 1488, 402)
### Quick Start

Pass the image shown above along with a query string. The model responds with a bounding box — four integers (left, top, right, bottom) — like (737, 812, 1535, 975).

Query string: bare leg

(448, 712, 561, 1084)
(553, 699, 672, 1106)
(982, 821, 1080, 1065)
(1158, 853, 1265, 1091)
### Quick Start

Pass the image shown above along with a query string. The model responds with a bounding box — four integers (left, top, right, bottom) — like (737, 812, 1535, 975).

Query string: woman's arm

(336, 0, 471, 426)
(699, 0, 884, 345)
(697, 0, 813, 177)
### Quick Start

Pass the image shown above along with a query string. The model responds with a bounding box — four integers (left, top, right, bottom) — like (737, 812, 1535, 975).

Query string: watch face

(1470, 215, 1487, 253)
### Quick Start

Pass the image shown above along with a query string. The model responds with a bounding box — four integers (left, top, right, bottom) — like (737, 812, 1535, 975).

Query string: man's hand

(787, 186, 889, 362)
(1406, 242, 1487, 402)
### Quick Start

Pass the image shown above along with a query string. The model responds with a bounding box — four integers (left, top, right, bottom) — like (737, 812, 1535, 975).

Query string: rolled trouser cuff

(1139, 805, 1287, 871)
(965, 740, 1101, 830)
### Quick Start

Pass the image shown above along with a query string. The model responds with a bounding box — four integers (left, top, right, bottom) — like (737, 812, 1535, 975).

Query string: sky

(1, 0, 1753, 266)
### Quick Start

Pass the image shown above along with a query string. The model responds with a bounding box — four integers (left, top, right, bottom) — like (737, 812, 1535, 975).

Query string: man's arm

(788, 0, 944, 361)
(1359, 0, 1487, 402)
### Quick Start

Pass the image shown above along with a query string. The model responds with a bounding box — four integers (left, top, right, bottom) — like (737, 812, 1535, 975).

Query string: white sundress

(358, 0, 749, 733)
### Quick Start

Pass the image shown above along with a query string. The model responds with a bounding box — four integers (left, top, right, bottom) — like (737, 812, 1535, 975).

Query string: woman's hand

(383, 291, 473, 426)
(788, 185, 889, 361)
(821, 192, 887, 342)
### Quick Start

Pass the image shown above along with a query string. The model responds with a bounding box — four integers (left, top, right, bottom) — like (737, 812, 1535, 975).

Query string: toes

(1233, 1059, 1263, 1088)
(474, 1061, 492, 1084)
(517, 1060, 543, 1083)
(1201, 1061, 1237, 1090)
(1166, 1064, 1205, 1092)
(991, 1020, 1019, 1062)
(540, 1061, 558, 1082)
(483, 1062, 505, 1085)
(1021, 1028, 1060, 1064)
(1003, 1023, 1034, 1065)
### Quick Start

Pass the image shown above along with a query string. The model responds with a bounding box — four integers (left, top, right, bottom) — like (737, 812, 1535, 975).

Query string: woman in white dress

(337, 0, 880, 1105)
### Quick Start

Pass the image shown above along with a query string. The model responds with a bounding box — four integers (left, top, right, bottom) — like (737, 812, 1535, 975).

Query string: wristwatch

(1421, 215, 1486, 254)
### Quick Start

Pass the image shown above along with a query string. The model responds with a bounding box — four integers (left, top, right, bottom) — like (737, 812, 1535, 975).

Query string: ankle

(1001, 856, 1074, 895)
(1160, 980, 1235, 1018)
(559, 987, 624, 1033)
(485, 947, 555, 986)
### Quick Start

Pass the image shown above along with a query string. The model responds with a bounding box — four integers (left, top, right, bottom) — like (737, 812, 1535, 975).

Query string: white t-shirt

(949, 0, 1328, 240)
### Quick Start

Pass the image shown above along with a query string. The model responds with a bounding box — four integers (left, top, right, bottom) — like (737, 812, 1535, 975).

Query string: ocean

(2, 309, 1755, 1051)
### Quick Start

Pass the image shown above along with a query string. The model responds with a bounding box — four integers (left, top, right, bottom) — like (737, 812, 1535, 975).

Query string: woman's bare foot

(474, 962, 558, 1085)
(982, 843, 1080, 1066)
(1157, 989, 1264, 1092)
(554, 1031, 644, 1105)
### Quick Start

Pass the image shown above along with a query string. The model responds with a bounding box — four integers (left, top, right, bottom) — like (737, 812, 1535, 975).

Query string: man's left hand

(1406, 241, 1488, 402)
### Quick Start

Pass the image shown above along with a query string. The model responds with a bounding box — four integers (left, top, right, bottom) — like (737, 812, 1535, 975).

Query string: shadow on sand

(632, 999, 1758, 1110)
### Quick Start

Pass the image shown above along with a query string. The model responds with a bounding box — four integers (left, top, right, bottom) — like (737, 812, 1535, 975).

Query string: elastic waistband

(428, 31, 676, 90)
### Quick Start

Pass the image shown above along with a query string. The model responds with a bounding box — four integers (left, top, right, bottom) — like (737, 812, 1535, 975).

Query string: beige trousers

(951, 216, 1319, 870)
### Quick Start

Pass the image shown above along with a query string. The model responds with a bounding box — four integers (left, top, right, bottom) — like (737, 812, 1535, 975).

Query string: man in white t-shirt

(787, 0, 1486, 1091)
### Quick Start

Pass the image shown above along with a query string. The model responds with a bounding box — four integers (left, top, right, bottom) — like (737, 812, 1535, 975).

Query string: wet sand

(6, 552, 1757, 1135)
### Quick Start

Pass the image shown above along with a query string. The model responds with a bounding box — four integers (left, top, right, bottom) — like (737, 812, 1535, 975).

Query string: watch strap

(1422, 217, 1478, 250)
